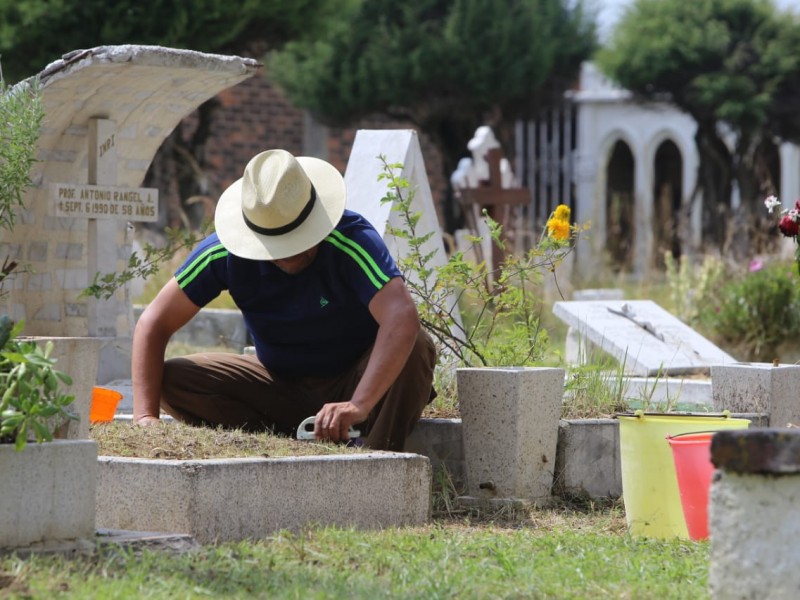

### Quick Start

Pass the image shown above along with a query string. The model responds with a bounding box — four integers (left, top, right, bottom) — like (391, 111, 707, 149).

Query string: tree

(269, 0, 597, 232)
(0, 0, 354, 83)
(597, 0, 800, 257)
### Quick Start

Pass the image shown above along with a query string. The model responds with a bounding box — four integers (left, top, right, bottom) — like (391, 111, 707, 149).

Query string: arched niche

(605, 139, 635, 271)
(653, 139, 683, 267)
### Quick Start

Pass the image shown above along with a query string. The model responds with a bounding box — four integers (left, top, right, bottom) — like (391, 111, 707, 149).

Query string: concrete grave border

(97, 452, 431, 543)
(1, 440, 97, 551)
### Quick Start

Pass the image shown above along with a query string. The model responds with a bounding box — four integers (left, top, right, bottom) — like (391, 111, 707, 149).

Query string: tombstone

(564, 288, 625, 364)
(4, 46, 260, 383)
(451, 126, 530, 273)
(553, 299, 737, 376)
(344, 129, 461, 334)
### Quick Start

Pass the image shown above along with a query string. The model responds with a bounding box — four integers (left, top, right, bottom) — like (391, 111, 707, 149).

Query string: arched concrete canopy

(6, 46, 260, 347)
(34, 45, 260, 192)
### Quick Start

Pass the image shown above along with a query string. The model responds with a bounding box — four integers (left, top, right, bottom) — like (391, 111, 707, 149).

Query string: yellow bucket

(617, 411, 750, 539)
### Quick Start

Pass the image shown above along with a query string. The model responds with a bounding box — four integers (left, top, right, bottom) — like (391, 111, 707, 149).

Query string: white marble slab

(553, 299, 737, 376)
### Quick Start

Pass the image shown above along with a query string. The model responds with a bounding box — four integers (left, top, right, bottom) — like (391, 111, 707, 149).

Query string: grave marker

(344, 129, 461, 333)
(48, 118, 159, 340)
(553, 299, 737, 376)
(46, 119, 160, 382)
(452, 126, 530, 272)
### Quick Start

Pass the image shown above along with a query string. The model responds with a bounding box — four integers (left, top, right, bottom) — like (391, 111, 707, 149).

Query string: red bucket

(667, 431, 715, 541)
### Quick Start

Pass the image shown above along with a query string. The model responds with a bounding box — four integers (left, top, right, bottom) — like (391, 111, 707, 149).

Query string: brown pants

(160, 329, 437, 451)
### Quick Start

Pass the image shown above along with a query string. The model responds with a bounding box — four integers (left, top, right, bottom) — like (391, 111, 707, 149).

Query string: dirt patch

(90, 421, 366, 460)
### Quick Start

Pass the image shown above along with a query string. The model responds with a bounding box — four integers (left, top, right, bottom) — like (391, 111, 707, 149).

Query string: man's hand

(314, 401, 368, 443)
(134, 416, 160, 426)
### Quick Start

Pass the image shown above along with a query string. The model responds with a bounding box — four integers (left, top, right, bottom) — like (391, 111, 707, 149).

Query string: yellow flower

(547, 218, 570, 241)
(554, 204, 571, 222)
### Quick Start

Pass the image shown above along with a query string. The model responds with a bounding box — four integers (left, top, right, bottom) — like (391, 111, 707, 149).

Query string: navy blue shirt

(175, 210, 401, 377)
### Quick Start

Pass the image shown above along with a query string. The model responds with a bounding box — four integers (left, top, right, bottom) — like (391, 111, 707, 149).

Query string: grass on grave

(90, 420, 367, 459)
(0, 498, 710, 599)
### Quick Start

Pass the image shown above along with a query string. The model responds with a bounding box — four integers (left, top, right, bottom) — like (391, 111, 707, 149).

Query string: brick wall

(147, 74, 448, 228)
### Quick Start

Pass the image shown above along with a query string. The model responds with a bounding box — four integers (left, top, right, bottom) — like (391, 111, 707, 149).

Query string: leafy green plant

(0, 71, 43, 297)
(663, 251, 725, 326)
(82, 224, 209, 300)
(378, 156, 585, 370)
(562, 355, 629, 419)
(0, 67, 75, 451)
(697, 262, 800, 362)
(0, 316, 76, 451)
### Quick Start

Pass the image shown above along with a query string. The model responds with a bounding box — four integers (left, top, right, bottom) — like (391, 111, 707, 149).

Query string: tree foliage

(597, 0, 800, 254)
(0, 0, 355, 83)
(270, 0, 597, 230)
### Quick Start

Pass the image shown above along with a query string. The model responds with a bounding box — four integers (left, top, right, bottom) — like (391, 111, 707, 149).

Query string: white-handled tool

(296, 415, 361, 440)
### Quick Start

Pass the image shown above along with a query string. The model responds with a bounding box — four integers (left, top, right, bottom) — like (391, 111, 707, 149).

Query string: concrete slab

(97, 453, 431, 543)
(623, 376, 712, 407)
(553, 300, 737, 376)
(96, 529, 200, 556)
(556, 419, 621, 498)
(3, 529, 199, 558)
(405, 418, 464, 485)
(0, 440, 97, 550)
(712, 363, 800, 427)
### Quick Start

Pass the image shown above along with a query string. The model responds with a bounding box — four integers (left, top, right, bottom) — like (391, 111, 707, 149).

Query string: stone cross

(47, 118, 160, 386)
(49, 118, 159, 341)
(453, 126, 529, 273)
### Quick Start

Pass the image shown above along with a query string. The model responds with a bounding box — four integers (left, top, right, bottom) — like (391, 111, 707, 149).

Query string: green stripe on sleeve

(176, 245, 228, 289)
(324, 234, 384, 289)
(328, 230, 391, 284)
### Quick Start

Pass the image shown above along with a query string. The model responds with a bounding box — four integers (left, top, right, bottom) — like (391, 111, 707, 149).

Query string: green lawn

(1, 504, 709, 599)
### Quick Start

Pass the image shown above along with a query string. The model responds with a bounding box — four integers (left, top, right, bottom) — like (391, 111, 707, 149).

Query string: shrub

(696, 262, 800, 361)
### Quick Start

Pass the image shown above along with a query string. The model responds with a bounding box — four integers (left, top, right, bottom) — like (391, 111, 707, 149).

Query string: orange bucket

(90, 387, 123, 423)
(667, 432, 716, 541)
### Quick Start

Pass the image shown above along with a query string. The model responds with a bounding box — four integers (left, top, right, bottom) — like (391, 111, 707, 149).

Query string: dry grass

(90, 420, 366, 460)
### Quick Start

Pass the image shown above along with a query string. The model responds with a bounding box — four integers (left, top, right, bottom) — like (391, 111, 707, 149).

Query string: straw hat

(215, 149, 346, 260)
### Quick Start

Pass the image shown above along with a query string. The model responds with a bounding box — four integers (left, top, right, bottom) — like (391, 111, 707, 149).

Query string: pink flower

(749, 259, 764, 272)
(779, 213, 800, 237)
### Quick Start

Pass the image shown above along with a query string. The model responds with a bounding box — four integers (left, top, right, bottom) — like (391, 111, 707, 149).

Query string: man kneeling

(132, 149, 436, 451)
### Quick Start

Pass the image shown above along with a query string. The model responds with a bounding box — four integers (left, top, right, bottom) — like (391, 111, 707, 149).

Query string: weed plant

(379, 156, 584, 370)
(695, 261, 800, 361)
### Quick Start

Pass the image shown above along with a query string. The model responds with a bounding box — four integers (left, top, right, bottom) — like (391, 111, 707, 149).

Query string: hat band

(242, 186, 317, 237)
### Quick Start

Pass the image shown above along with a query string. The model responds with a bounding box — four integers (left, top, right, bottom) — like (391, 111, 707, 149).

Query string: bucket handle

(626, 409, 732, 419)
(665, 430, 722, 441)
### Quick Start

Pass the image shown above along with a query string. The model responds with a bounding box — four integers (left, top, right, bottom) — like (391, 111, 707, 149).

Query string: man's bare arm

(132, 278, 201, 424)
(314, 277, 420, 442)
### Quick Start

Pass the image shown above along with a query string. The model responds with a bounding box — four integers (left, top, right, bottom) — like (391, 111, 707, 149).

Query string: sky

(595, 0, 800, 41)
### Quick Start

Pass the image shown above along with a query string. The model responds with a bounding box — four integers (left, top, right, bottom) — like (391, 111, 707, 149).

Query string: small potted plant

(0, 315, 76, 450)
